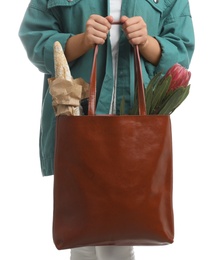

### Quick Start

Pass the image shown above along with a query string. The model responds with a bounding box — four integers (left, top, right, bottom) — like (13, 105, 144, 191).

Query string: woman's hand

(65, 15, 113, 62)
(84, 15, 114, 48)
(120, 15, 161, 66)
(120, 16, 148, 47)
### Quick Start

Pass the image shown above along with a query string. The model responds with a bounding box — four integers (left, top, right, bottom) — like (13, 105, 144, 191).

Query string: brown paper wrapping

(49, 77, 89, 116)
(49, 41, 89, 116)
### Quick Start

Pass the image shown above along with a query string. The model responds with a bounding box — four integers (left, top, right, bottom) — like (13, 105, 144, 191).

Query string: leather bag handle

(88, 24, 147, 116)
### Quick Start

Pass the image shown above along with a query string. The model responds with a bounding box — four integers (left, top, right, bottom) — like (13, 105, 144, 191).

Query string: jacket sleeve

(154, 0, 195, 73)
(19, 1, 72, 76)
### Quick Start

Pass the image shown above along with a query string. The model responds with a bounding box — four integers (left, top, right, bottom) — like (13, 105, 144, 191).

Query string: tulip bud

(165, 63, 191, 91)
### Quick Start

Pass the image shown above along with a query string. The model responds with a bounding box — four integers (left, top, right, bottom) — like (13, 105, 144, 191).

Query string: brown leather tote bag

(53, 45, 174, 250)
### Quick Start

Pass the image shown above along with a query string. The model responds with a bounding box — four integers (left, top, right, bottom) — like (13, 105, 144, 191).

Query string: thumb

(105, 15, 114, 24)
(120, 15, 128, 24)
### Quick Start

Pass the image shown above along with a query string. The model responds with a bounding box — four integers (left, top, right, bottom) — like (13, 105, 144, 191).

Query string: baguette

(53, 41, 72, 81)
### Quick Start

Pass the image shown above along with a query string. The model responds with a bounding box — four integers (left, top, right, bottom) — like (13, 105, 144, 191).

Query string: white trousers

(70, 246, 135, 260)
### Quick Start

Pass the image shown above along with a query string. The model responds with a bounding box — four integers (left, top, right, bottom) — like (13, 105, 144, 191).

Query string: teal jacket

(19, 0, 195, 176)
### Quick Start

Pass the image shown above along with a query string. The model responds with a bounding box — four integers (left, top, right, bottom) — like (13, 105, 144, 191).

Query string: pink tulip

(165, 63, 191, 91)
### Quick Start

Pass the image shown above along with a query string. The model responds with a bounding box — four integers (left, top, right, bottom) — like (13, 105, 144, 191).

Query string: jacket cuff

(154, 36, 179, 74)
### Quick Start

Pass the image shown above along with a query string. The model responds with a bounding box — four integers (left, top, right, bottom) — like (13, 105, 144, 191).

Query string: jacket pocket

(48, 0, 82, 8)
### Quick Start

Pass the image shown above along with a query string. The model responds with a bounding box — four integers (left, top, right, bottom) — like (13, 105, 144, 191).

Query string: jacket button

(68, 0, 73, 2)
(154, 0, 159, 3)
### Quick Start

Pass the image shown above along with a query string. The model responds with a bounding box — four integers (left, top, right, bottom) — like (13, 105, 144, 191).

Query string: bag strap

(88, 27, 146, 116)
(134, 45, 147, 116)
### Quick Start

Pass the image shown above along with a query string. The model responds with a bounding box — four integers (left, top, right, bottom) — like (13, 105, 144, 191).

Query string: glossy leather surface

(53, 45, 174, 250)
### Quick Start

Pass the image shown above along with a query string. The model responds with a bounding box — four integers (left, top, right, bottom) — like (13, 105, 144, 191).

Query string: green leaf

(170, 85, 190, 113)
(158, 86, 190, 115)
(120, 95, 126, 115)
(150, 76, 171, 114)
(145, 72, 162, 114)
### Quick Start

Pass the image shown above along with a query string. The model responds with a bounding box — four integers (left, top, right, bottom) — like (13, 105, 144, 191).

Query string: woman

(19, 0, 195, 259)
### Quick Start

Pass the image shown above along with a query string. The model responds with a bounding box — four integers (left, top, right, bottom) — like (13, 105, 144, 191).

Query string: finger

(120, 15, 128, 22)
(85, 28, 108, 45)
(123, 16, 145, 30)
(128, 31, 148, 45)
(105, 15, 114, 24)
(89, 15, 112, 30)
(129, 36, 147, 46)
(91, 35, 107, 45)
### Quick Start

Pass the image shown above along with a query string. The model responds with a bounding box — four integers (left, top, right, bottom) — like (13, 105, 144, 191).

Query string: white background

(1, 1, 216, 259)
